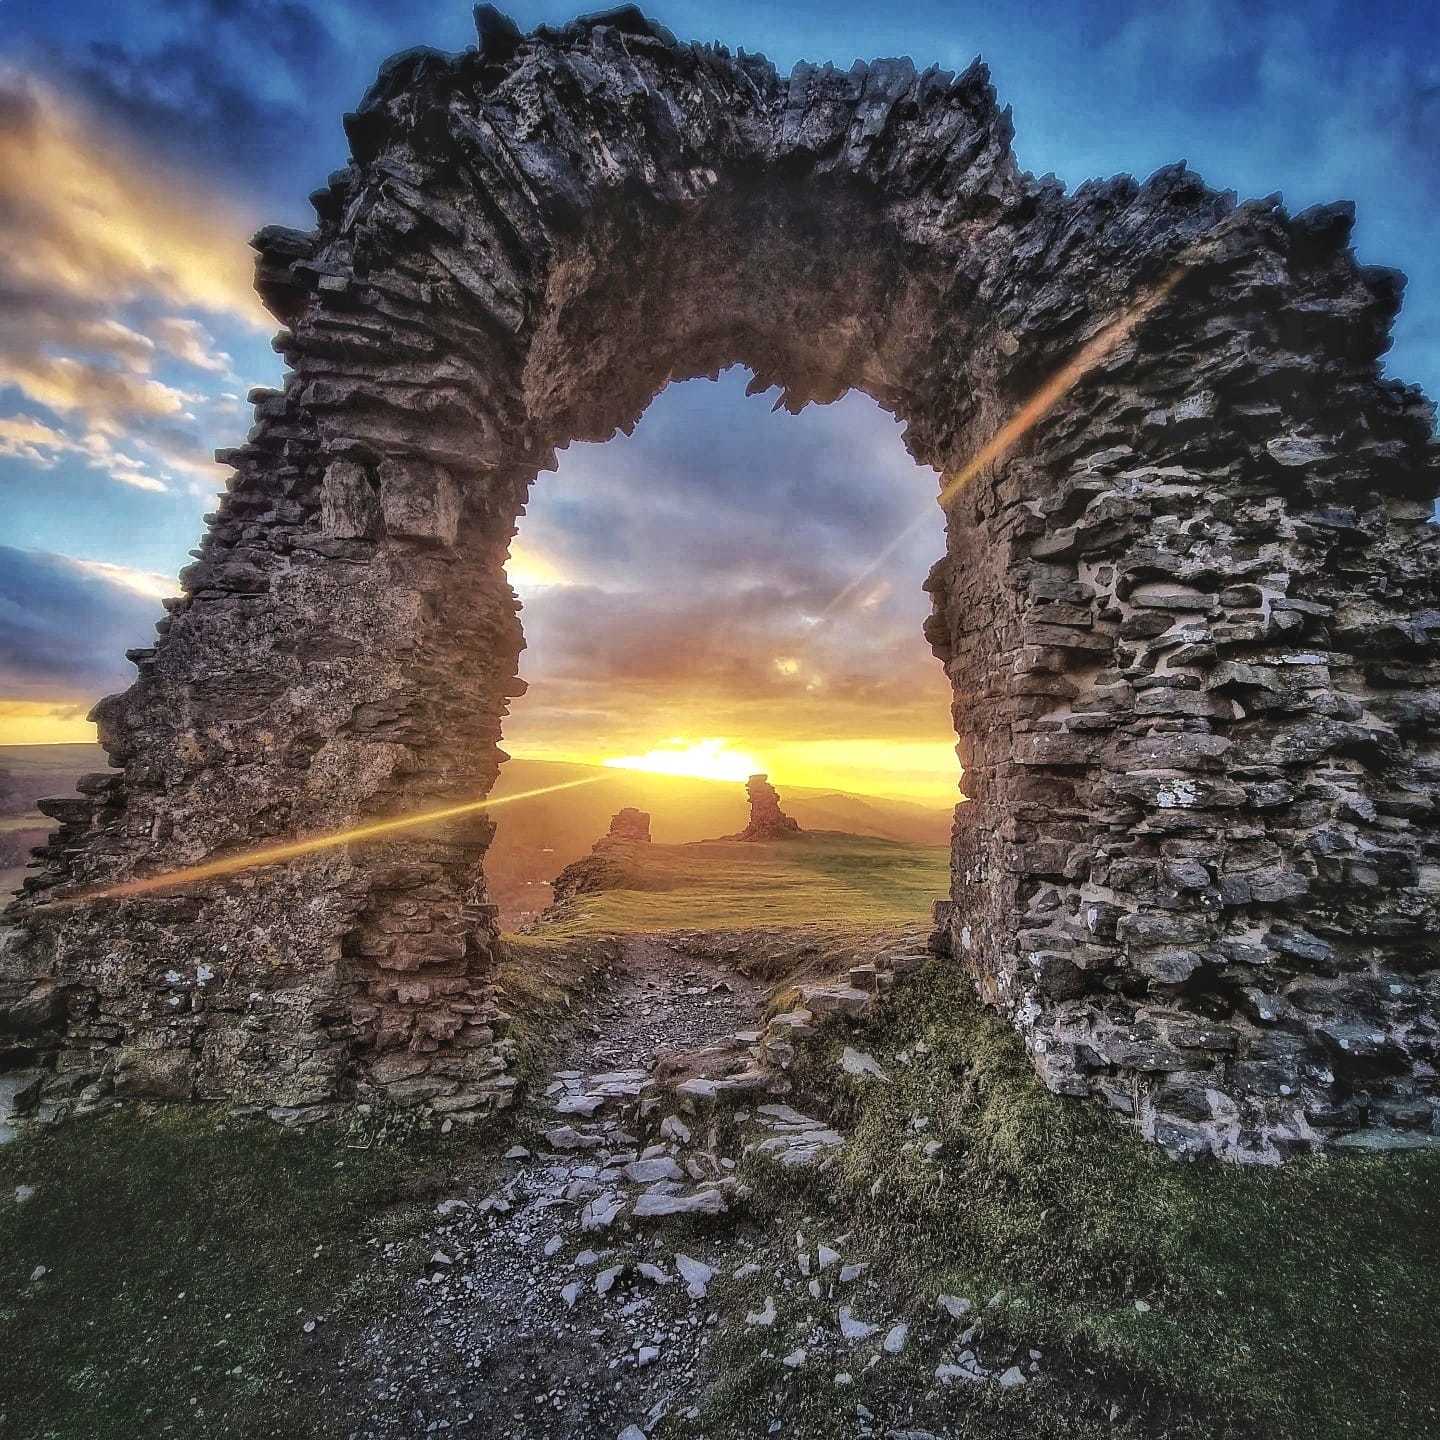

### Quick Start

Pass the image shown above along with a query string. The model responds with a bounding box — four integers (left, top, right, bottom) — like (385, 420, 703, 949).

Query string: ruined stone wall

(1, 6, 1435, 1156)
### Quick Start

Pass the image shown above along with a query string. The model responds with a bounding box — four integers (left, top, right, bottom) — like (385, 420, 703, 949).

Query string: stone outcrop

(594, 808, 652, 849)
(1, 6, 1436, 1159)
(731, 775, 802, 842)
(549, 809, 652, 908)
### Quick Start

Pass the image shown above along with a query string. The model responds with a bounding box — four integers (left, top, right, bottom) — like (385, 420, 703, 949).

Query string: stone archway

(2, 6, 1436, 1160)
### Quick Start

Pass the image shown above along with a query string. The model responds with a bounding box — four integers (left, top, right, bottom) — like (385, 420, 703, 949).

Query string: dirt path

(334, 935, 824, 1439)
(558, 934, 772, 1074)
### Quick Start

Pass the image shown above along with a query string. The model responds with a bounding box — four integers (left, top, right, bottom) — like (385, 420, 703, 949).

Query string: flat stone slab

(554, 1094, 605, 1117)
(632, 1187, 727, 1219)
(623, 1157, 684, 1184)
(546, 1125, 607, 1150)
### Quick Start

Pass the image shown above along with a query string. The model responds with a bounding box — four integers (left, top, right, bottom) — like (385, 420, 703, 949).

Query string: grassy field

(4, 944, 1436, 1439)
(0, 931, 614, 1440)
(4, 830, 1435, 1439)
(537, 831, 950, 934)
(0, 1111, 437, 1438)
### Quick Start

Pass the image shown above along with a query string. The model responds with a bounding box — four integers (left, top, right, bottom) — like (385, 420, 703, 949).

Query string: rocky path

(329, 935, 1046, 1439)
(336, 936, 843, 1439)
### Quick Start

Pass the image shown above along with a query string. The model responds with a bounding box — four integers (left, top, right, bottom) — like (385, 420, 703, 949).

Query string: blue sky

(1, 0, 1436, 782)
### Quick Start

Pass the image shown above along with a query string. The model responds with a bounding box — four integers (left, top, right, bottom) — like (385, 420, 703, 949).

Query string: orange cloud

(0, 700, 96, 746)
(0, 352, 193, 430)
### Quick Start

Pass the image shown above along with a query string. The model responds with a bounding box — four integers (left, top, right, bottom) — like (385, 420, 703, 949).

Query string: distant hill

(0, 744, 110, 901)
(0, 745, 956, 919)
(481, 758, 954, 922)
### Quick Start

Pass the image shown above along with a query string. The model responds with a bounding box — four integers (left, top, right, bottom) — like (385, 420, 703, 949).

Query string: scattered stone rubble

(760, 948, 926, 1072)
(0, 6, 1435, 1161)
(729, 774, 803, 842)
(333, 934, 1053, 1438)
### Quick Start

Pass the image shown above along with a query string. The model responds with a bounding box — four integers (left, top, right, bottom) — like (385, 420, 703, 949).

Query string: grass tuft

(719, 958, 1440, 1439)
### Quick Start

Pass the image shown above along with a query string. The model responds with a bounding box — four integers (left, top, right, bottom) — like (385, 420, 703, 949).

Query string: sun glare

(504, 542, 567, 590)
(602, 738, 763, 784)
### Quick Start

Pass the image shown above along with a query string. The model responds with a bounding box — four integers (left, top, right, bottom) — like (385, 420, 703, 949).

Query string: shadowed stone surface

(730, 774, 802, 842)
(596, 808, 652, 849)
(1, 5, 1437, 1160)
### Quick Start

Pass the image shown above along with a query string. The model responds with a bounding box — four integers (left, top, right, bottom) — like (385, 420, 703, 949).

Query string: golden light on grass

(62, 774, 616, 904)
(602, 738, 763, 783)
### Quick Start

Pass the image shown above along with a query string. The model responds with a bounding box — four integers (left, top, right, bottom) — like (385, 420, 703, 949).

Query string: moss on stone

(709, 959, 1440, 1439)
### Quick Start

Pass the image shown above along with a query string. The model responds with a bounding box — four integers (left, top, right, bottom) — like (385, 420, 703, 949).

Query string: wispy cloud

(0, 71, 264, 322)
(152, 316, 233, 374)
(0, 412, 170, 493)
(0, 69, 264, 504)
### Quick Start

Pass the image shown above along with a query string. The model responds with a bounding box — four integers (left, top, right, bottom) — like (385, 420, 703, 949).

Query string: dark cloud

(0, 78, 41, 136)
(58, 37, 320, 203)
(0, 548, 166, 699)
(11, 0, 400, 218)
(526, 373, 938, 597)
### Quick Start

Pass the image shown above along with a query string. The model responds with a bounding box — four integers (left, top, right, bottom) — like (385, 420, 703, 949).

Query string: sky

(0, 0, 1437, 801)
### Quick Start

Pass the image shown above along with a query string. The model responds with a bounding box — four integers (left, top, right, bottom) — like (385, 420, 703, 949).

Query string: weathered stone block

(379, 458, 461, 544)
(114, 1046, 196, 1100)
(321, 461, 381, 538)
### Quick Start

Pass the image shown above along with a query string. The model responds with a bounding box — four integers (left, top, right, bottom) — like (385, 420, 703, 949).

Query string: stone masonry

(1, 6, 1436, 1158)
(595, 808, 653, 849)
(730, 775, 803, 842)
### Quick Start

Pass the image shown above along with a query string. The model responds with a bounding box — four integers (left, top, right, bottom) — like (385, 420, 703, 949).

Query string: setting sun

(602, 737, 763, 784)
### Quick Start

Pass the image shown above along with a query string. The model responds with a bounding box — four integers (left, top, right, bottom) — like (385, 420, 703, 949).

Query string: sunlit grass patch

(534, 832, 950, 935)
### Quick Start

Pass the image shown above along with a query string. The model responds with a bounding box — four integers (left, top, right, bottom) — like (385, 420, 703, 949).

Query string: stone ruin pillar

(732, 775, 803, 842)
(925, 196, 1440, 1161)
(594, 809, 652, 849)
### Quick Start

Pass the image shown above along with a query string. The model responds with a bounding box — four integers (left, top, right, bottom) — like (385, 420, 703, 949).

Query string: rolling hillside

(0, 745, 956, 916)
(540, 830, 950, 934)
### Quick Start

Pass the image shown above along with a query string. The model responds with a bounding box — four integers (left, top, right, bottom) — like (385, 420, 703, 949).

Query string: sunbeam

(60, 773, 618, 904)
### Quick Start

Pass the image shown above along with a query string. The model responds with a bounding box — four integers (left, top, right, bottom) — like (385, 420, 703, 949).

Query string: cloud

(0, 546, 166, 700)
(0, 353, 194, 430)
(66, 558, 178, 603)
(0, 699, 98, 746)
(0, 69, 266, 501)
(152, 317, 233, 374)
(0, 412, 170, 493)
(504, 375, 957, 771)
(7, 0, 448, 230)
(0, 70, 265, 323)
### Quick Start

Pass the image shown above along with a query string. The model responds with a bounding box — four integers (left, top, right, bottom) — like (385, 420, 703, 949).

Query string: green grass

(707, 959, 1440, 1440)
(0, 930, 618, 1440)
(4, 850, 1434, 1439)
(537, 832, 950, 935)
(0, 1110, 450, 1440)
